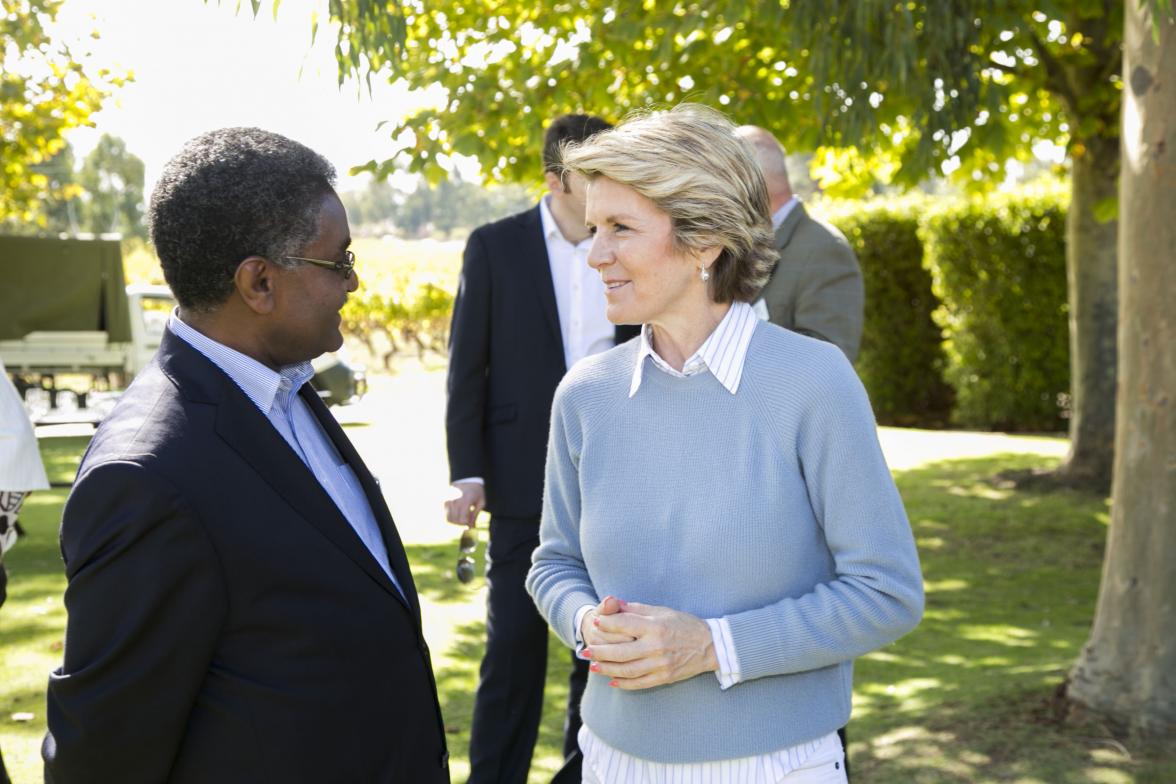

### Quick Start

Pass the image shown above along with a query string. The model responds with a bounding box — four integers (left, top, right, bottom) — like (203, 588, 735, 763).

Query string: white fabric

(706, 617, 741, 689)
(455, 200, 615, 488)
(579, 726, 843, 784)
(0, 359, 50, 491)
(540, 195, 615, 371)
(629, 301, 759, 398)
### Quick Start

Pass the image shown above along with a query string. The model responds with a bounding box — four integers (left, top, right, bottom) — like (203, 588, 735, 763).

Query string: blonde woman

(526, 105, 924, 783)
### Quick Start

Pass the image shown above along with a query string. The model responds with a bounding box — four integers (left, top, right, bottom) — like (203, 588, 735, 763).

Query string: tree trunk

(1056, 136, 1118, 494)
(1067, 3, 1176, 741)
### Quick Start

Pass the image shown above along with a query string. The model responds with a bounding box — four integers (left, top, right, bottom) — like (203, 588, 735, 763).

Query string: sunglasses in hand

(455, 527, 478, 584)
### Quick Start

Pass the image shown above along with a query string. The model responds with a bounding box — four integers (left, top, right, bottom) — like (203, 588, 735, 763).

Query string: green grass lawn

(3, 436, 1174, 783)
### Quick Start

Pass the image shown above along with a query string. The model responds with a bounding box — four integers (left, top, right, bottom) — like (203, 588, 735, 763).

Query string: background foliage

(0, 0, 123, 225)
(342, 175, 533, 238)
(822, 200, 955, 428)
(924, 183, 1071, 431)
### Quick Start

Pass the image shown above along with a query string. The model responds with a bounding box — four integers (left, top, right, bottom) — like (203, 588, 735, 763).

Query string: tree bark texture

(1058, 138, 1119, 493)
(1068, 3, 1176, 740)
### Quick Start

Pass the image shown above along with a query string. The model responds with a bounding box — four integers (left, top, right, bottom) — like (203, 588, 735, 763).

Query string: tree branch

(1025, 28, 1079, 117)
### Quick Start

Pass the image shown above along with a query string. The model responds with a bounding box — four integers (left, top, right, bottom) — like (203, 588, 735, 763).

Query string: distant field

(121, 236, 464, 294)
(347, 236, 463, 298)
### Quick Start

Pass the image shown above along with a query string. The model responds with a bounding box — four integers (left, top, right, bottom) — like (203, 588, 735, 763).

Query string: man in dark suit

(736, 125, 864, 362)
(42, 128, 448, 784)
(444, 115, 638, 784)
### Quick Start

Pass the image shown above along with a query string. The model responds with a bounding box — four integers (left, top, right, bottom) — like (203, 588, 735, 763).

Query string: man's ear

(543, 170, 564, 195)
(234, 256, 277, 315)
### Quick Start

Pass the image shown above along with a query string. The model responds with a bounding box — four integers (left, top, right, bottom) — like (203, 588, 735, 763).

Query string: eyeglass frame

(284, 249, 356, 280)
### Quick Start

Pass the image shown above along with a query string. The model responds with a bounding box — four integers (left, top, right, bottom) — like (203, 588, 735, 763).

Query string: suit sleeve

(43, 461, 226, 784)
(789, 237, 865, 362)
(445, 229, 493, 483)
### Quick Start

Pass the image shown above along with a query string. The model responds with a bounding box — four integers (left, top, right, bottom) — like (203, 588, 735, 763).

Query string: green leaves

(259, 0, 1122, 198)
(0, 0, 121, 224)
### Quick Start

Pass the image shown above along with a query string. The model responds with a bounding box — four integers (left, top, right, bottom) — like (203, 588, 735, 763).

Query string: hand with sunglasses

(444, 480, 485, 528)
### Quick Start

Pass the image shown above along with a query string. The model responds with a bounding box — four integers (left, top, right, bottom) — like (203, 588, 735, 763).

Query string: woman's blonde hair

(560, 103, 777, 303)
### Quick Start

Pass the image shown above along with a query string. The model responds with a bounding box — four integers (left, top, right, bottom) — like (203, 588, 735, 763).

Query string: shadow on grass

(844, 452, 1175, 783)
(405, 536, 575, 782)
(405, 540, 487, 605)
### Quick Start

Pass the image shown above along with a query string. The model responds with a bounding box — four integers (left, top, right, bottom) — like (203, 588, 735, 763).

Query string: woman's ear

(234, 256, 277, 315)
(696, 243, 723, 272)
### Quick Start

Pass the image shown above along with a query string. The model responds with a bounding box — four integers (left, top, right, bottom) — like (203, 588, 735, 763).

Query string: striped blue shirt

(168, 313, 402, 597)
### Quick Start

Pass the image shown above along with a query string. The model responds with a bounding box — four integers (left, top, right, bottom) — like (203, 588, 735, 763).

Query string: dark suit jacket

(43, 330, 449, 784)
(446, 204, 638, 518)
(759, 202, 864, 361)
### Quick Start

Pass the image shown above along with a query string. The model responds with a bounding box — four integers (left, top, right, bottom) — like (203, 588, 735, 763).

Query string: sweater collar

(629, 301, 759, 397)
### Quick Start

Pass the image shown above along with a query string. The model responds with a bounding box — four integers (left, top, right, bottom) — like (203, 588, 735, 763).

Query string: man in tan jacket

(737, 126, 864, 361)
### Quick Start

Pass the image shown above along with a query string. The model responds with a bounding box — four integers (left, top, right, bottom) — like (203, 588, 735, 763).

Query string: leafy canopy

(264, 0, 1136, 195)
(0, 0, 125, 222)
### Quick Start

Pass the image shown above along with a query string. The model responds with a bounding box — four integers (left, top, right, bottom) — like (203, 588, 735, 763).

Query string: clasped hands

(579, 595, 718, 690)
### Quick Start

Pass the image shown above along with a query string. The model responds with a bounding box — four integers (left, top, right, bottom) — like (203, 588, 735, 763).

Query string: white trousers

(580, 731, 848, 784)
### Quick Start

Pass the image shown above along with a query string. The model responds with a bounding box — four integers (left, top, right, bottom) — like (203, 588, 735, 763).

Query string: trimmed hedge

(821, 200, 954, 427)
(923, 186, 1070, 431)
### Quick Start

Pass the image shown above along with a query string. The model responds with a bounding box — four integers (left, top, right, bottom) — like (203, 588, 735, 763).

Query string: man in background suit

(736, 125, 864, 361)
(43, 128, 448, 783)
(445, 114, 638, 784)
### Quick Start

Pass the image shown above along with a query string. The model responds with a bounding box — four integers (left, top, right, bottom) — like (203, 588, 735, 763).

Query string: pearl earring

(699, 267, 710, 282)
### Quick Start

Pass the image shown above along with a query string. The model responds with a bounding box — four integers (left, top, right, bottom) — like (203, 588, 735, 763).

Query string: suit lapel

(519, 205, 564, 360)
(211, 374, 408, 607)
(775, 202, 808, 252)
(299, 385, 422, 621)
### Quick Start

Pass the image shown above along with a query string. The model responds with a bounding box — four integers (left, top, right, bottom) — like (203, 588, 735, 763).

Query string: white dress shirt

(0, 358, 50, 492)
(454, 199, 615, 487)
(576, 302, 834, 781)
(540, 195, 615, 371)
(169, 313, 404, 598)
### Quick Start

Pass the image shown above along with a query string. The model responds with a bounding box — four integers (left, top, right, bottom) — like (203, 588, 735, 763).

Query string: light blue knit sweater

(526, 322, 924, 764)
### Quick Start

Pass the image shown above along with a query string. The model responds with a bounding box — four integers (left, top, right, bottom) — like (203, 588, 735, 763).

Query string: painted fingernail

(582, 648, 592, 657)
(589, 662, 601, 672)
(609, 680, 619, 687)
(592, 617, 601, 626)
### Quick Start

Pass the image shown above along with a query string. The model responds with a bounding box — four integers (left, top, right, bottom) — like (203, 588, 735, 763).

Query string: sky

(53, 0, 443, 195)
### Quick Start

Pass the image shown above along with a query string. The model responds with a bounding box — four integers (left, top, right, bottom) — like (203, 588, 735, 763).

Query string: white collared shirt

(540, 195, 615, 371)
(628, 300, 759, 397)
(579, 302, 831, 780)
(455, 199, 616, 488)
(168, 313, 403, 598)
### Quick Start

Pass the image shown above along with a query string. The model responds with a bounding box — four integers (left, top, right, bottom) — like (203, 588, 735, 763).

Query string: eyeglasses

(455, 527, 478, 584)
(285, 249, 356, 280)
